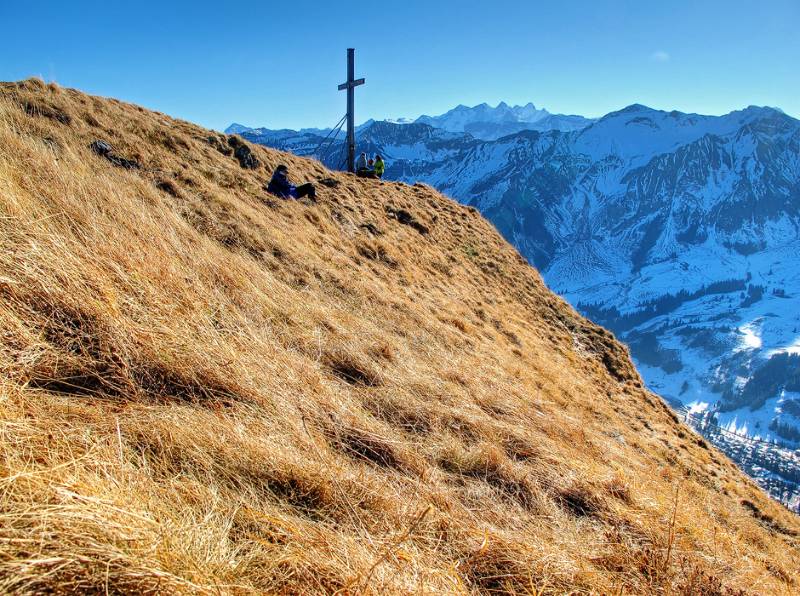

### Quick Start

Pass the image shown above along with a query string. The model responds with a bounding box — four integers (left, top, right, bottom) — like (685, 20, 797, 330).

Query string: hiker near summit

(374, 154, 385, 178)
(355, 152, 378, 178)
(267, 164, 316, 200)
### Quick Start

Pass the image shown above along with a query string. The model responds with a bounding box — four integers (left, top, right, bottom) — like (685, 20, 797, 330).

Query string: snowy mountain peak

(743, 104, 784, 115)
(224, 122, 252, 135)
(414, 101, 593, 140)
(619, 103, 654, 113)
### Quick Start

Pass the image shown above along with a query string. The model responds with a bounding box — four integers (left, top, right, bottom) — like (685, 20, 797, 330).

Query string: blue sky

(1, 1, 798, 131)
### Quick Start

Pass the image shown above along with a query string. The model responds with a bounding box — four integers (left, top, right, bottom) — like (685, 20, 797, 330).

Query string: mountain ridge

(413, 101, 595, 140)
(226, 100, 597, 140)
(226, 102, 791, 144)
(239, 102, 800, 508)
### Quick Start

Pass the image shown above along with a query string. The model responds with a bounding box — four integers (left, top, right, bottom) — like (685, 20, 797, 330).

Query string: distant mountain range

(228, 102, 800, 506)
(226, 101, 595, 142)
(413, 102, 594, 140)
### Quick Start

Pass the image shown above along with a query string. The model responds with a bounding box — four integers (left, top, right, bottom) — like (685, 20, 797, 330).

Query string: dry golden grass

(0, 78, 798, 594)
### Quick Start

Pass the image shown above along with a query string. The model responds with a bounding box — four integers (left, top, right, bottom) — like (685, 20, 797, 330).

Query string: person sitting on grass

(355, 152, 377, 178)
(266, 164, 316, 200)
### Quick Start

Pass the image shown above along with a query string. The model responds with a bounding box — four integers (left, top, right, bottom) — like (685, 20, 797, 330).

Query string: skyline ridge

(225, 100, 796, 136)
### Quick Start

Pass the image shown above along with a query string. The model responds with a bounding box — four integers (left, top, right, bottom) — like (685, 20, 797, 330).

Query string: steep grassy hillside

(1, 79, 798, 594)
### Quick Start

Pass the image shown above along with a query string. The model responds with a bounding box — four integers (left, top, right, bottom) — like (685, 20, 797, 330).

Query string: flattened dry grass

(0, 78, 798, 594)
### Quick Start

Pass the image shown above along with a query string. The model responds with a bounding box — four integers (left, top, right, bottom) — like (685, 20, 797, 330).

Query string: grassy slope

(0, 79, 797, 594)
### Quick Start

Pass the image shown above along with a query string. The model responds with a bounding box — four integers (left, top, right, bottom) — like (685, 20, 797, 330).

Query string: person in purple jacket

(266, 164, 316, 200)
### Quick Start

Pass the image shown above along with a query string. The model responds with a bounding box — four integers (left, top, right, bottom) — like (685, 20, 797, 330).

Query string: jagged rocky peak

(413, 100, 593, 139)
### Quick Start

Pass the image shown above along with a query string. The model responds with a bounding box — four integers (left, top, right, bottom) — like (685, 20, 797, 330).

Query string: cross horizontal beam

(338, 78, 365, 91)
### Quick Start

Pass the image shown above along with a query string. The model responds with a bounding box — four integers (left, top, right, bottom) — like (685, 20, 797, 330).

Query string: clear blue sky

(2, 1, 798, 131)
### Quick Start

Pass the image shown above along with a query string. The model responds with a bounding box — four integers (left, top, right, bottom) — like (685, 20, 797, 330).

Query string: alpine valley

(229, 102, 800, 509)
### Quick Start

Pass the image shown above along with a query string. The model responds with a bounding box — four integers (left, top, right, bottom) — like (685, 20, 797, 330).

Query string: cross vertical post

(346, 48, 355, 172)
(338, 48, 365, 172)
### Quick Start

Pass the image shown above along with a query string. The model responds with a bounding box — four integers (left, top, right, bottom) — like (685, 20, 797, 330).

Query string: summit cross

(337, 48, 365, 173)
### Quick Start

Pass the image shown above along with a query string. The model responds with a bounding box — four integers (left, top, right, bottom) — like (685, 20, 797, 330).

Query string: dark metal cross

(338, 48, 365, 173)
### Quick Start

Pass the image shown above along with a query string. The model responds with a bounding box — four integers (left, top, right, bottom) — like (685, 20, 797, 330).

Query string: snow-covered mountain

(415, 102, 594, 139)
(233, 104, 800, 507)
(223, 123, 358, 138)
(224, 122, 252, 135)
(227, 102, 594, 142)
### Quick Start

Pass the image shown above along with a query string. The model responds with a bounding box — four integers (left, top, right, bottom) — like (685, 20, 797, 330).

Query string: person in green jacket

(374, 154, 385, 179)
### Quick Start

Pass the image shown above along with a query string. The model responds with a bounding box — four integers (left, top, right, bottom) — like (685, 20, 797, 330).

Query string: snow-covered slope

(236, 104, 800, 507)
